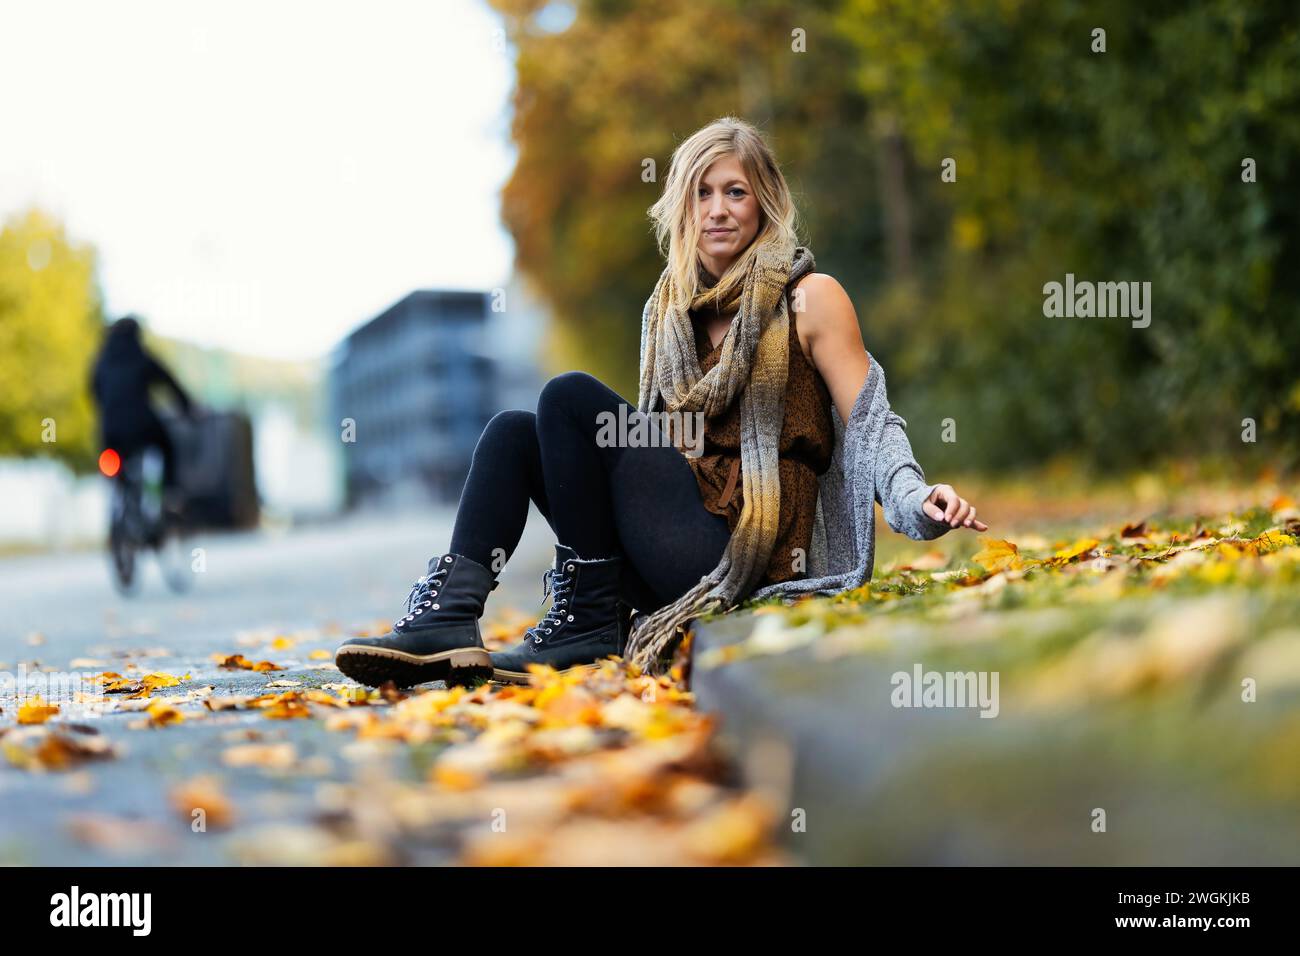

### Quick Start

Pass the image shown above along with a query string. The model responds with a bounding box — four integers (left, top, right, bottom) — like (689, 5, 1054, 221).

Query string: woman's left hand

(923, 484, 989, 531)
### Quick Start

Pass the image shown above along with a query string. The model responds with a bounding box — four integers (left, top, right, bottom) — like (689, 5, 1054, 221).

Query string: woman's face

(695, 154, 760, 279)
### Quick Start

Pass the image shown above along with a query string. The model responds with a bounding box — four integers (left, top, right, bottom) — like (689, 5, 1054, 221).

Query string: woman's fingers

(923, 491, 948, 521)
(950, 500, 971, 527)
(925, 485, 989, 531)
(933, 484, 958, 522)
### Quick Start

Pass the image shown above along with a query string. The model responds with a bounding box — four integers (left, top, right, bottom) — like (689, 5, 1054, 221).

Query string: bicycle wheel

(108, 515, 139, 594)
(157, 517, 194, 593)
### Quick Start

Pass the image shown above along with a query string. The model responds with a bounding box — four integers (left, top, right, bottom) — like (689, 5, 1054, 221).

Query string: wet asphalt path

(0, 506, 556, 865)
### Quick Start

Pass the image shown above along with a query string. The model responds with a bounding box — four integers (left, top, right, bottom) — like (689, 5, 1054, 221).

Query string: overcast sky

(1, 0, 520, 360)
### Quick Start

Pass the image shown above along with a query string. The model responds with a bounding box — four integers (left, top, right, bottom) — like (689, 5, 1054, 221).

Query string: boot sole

(490, 662, 602, 685)
(335, 645, 492, 689)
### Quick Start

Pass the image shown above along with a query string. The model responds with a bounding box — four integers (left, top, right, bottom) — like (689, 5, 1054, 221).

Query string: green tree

(836, 0, 1300, 471)
(0, 208, 105, 470)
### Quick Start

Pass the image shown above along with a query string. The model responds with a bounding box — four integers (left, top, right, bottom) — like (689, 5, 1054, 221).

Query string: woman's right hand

(923, 483, 989, 531)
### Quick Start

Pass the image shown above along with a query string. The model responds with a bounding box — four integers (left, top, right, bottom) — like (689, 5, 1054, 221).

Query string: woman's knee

(537, 371, 608, 417)
(476, 409, 536, 455)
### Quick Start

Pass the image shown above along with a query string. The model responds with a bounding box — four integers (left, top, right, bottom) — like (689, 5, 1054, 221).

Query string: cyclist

(90, 315, 196, 516)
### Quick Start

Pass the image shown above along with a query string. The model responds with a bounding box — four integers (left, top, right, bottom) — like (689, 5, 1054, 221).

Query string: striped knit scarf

(625, 233, 816, 672)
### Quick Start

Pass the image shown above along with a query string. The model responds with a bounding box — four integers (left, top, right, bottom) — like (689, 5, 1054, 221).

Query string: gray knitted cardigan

(748, 349, 954, 603)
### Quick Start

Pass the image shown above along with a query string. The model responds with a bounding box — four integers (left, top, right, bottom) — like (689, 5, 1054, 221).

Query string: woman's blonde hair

(647, 116, 800, 306)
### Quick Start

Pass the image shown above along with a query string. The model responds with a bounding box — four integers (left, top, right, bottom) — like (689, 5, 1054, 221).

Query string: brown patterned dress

(685, 286, 835, 587)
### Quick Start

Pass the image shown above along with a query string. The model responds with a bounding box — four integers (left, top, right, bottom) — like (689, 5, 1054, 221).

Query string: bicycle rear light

(98, 447, 121, 477)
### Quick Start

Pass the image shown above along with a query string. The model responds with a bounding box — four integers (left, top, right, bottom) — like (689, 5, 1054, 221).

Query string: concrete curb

(688, 610, 1297, 865)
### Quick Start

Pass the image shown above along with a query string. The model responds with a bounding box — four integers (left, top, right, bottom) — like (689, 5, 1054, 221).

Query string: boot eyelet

(566, 563, 574, 571)
(432, 603, 440, 609)
(567, 614, 574, 621)
(444, 556, 453, 563)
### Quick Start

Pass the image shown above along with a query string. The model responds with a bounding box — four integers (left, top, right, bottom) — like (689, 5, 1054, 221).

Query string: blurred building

(330, 289, 504, 507)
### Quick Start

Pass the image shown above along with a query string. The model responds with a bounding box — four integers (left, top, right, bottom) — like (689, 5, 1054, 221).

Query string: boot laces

(394, 560, 450, 630)
(527, 563, 575, 644)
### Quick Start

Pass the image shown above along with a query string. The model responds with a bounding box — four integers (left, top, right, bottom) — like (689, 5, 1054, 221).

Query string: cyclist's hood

(98, 324, 148, 362)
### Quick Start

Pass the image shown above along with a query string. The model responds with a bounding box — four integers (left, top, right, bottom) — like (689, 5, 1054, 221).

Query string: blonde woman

(334, 116, 986, 689)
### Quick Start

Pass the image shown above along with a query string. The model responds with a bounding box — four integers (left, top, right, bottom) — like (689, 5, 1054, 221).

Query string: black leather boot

(490, 543, 624, 684)
(335, 552, 498, 688)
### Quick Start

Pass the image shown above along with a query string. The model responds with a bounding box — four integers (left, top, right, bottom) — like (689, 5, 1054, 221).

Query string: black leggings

(449, 371, 733, 614)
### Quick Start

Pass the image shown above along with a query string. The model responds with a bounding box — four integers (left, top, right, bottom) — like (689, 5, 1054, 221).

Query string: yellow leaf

(18, 696, 59, 725)
(303, 689, 349, 709)
(260, 692, 312, 719)
(140, 672, 182, 691)
(683, 794, 774, 864)
(1053, 538, 1101, 561)
(432, 762, 483, 791)
(213, 654, 284, 672)
(971, 539, 1023, 574)
(169, 775, 233, 828)
(222, 742, 297, 769)
(146, 700, 184, 727)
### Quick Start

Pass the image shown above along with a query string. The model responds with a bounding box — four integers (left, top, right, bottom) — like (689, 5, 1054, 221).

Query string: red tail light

(98, 448, 121, 477)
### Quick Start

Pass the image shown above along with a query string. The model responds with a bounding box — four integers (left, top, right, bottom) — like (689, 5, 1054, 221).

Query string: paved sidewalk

(0, 506, 558, 865)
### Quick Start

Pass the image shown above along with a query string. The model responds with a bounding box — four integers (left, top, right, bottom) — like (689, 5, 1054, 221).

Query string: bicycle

(100, 445, 194, 594)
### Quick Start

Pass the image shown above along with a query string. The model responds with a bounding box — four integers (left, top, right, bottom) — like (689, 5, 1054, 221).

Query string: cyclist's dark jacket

(90, 328, 193, 447)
